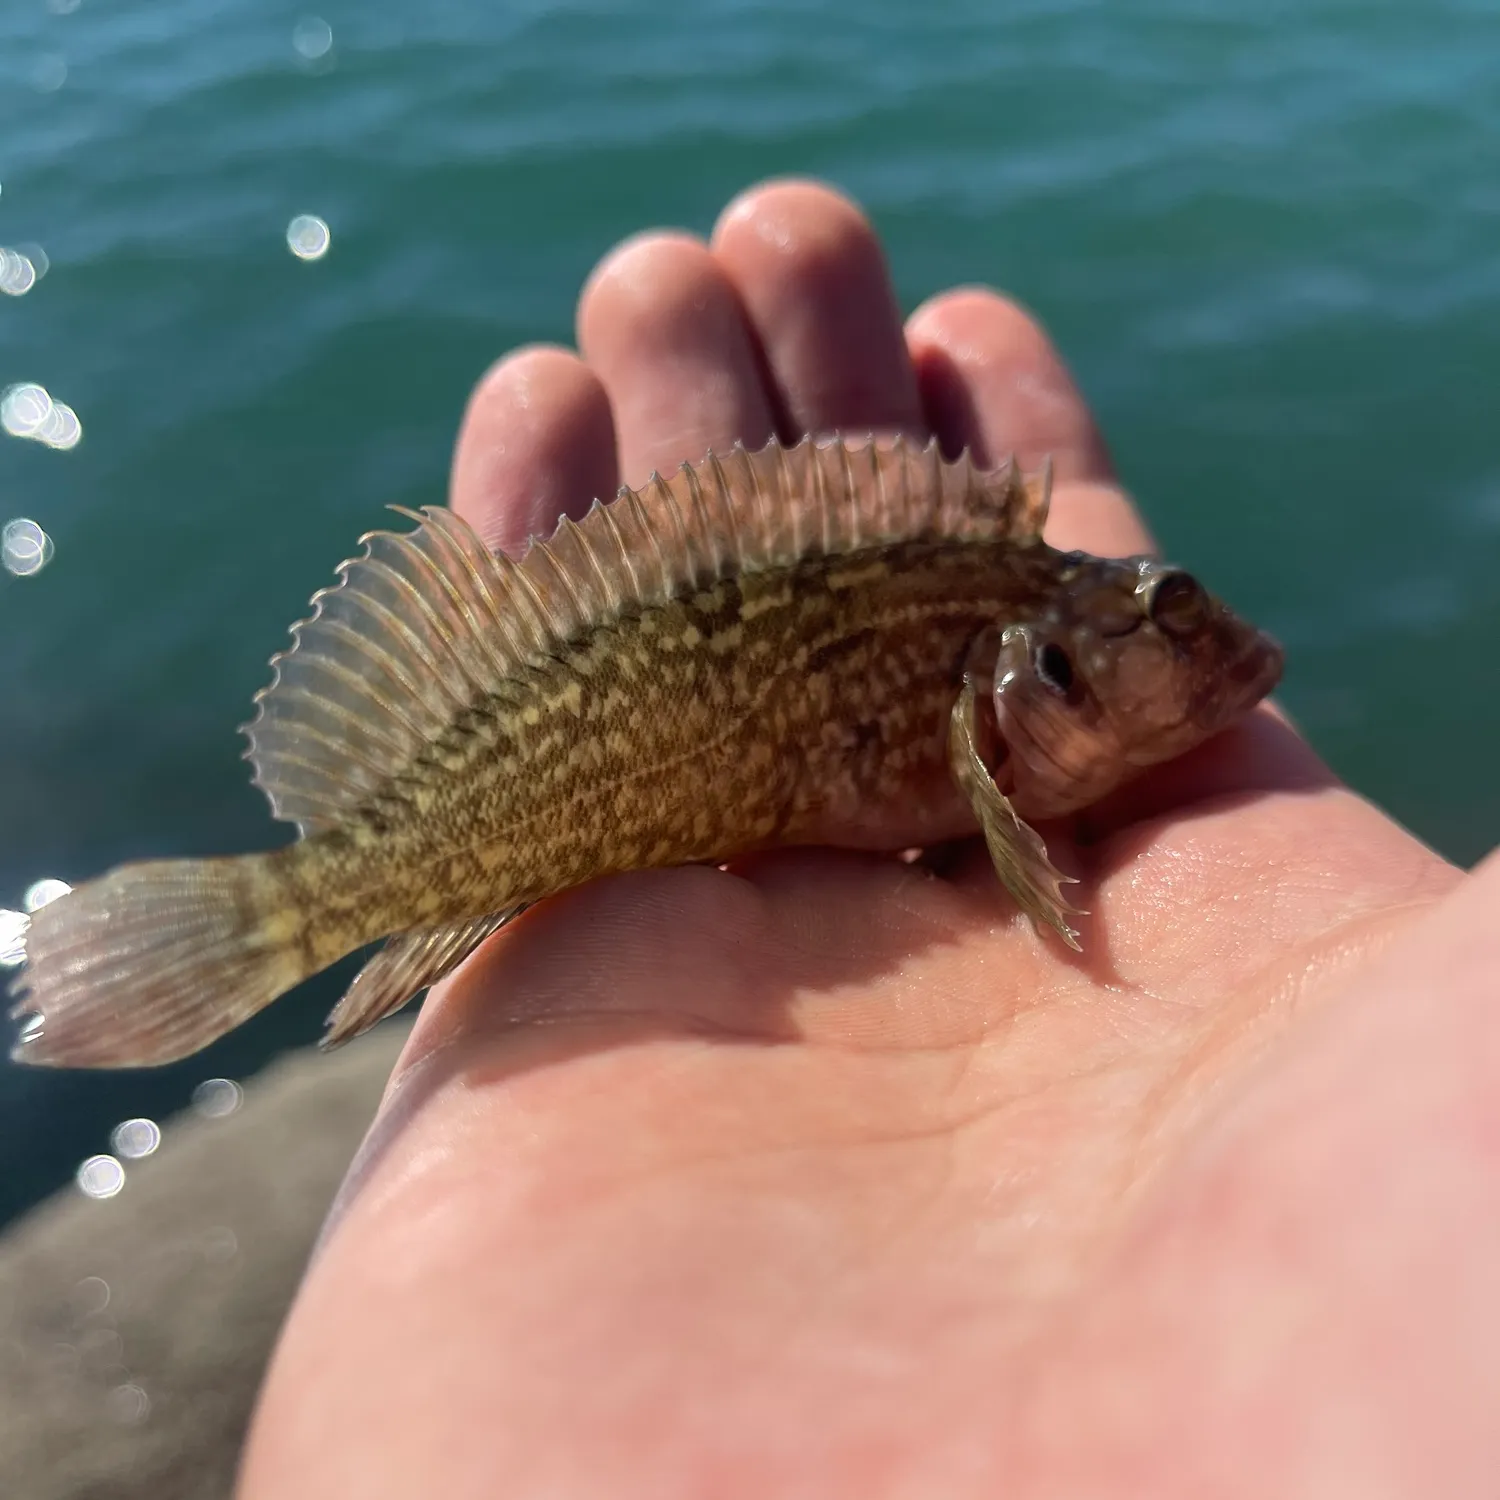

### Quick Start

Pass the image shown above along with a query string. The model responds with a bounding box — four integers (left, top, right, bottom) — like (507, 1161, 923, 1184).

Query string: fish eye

(1032, 641, 1076, 698)
(1147, 571, 1209, 637)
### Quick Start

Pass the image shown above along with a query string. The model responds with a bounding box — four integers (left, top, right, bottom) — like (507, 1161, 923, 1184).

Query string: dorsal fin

(242, 435, 1049, 833)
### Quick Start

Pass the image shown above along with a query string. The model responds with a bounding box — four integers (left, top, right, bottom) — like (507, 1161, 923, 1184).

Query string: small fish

(9, 435, 1282, 1068)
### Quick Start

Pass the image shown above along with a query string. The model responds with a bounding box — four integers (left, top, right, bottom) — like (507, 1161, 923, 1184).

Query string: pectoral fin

(948, 679, 1085, 950)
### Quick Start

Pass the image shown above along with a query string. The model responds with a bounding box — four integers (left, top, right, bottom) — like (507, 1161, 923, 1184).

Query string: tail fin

(8, 855, 310, 1068)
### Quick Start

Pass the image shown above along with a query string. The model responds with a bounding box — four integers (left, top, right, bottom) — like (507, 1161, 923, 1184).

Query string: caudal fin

(8, 856, 309, 1068)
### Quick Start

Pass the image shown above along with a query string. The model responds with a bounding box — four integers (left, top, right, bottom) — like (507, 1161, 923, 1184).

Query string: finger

(906, 290, 1152, 557)
(576, 231, 776, 489)
(711, 179, 926, 441)
(449, 345, 618, 554)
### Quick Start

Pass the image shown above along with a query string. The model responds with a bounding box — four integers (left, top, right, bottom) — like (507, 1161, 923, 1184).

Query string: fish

(8, 434, 1283, 1069)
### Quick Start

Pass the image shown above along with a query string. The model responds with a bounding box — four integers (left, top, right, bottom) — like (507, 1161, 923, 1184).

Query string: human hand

(240, 180, 1497, 1498)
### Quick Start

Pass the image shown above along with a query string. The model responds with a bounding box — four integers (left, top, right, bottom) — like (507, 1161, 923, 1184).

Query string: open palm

(241, 181, 1496, 1499)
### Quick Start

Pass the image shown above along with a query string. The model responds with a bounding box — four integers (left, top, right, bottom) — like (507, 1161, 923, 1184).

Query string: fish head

(991, 554, 1284, 819)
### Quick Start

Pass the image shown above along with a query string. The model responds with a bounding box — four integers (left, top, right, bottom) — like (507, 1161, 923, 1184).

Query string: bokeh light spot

(201, 1226, 239, 1262)
(0, 249, 37, 297)
(293, 16, 333, 61)
(2, 520, 55, 577)
(286, 213, 331, 261)
(192, 1077, 243, 1118)
(32, 55, 68, 92)
(19, 243, 50, 279)
(2, 383, 52, 438)
(76, 1155, 125, 1200)
(71, 1275, 111, 1317)
(105, 1383, 150, 1424)
(2, 383, 82, 449)
(23, 877, 71, 912)
(111, 1118, 162, 1160)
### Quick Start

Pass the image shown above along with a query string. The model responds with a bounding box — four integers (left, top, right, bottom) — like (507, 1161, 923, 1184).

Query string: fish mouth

(1225, 627, 1286, 712)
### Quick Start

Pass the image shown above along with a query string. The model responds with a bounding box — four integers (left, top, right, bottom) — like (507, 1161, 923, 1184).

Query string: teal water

(2, 0, 1498, 1229)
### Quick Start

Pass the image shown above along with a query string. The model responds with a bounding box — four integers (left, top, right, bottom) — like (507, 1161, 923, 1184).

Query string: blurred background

(2, 0, 1498, 1234)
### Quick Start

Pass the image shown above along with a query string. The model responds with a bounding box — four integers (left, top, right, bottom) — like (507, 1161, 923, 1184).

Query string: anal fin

(322, 907, 528, 1050)
(948, 679, 1085, 950)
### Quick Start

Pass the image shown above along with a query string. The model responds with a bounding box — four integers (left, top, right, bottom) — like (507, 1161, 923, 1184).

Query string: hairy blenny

(9, 435, 1282, 1068)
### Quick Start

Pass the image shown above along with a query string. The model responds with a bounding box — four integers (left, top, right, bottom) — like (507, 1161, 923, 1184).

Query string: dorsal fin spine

(1033, 454, 1054, 531)
(924, 441, 945, 530)
(561, 513, 621, 615)
(625, 486, 668, 597)
(737, 443, 770, 558)
(360, 553, 485, 702)
(596, 494, 641, 603)
(280, 649, 415, 745)
(810, 437, 832, 554)
(381, 523, 502, 693)
(337, 561, 454, 704)
(404, 514, 516, 682)
(889, 435, 908, 528)
(838, 441, 860, 547)
(868, 439, 888, 534)
(270, 680, 417, 759)
(490, 548, 554, 655)
(415, 506, 510, 633)
(704, 452, 742, 565)
(651, 473, 693, 583)
(767, 438, 795, 557)
(308, 616, 433, 719)
(680, 464, 723, 579)
(529, 539, 589, 629)
(961, 451, 981, 516)
(263, 738, 391, 794)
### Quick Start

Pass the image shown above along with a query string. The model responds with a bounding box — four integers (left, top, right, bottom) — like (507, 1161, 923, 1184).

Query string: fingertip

(577, 229, 716, 343)
(1045, 479, 1157, 559)
(712, 178, 924, 438)
(712, 176, 872, 252)
(450, 345, 617, 553)
(906, 288, 1112, 479)
(576, 230, 775, 486)
(906, 288, 1152, 555)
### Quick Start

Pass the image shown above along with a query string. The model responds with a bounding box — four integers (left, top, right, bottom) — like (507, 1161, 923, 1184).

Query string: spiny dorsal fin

(243, 434, 1049, 833)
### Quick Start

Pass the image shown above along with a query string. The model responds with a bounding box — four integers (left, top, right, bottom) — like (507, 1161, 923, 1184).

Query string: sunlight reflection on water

(2, 519, 55, 577)
(286, 213, 331, 260)
(293, 16, 334, 62)
(0, 248, 38, 297)
(1, 382, 83, 450)
(32, 55, 68, 93)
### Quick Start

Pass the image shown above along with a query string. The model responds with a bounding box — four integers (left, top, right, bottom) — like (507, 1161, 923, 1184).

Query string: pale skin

(238, 180, 1500, 1498)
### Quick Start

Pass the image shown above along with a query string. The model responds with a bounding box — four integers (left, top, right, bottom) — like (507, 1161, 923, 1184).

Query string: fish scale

(8, 434, 1282, 1068)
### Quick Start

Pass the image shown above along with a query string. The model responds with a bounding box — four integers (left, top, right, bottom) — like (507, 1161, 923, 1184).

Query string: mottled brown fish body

(11, 435, 1282, 1067)
(287, 535, 1066, 957)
